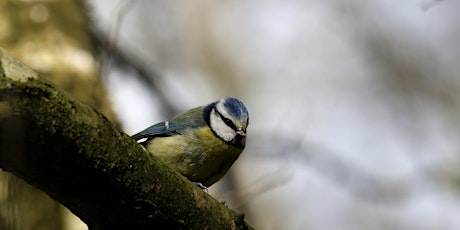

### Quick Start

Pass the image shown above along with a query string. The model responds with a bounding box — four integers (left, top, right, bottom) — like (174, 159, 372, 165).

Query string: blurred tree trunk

(0, 0, 114, 229)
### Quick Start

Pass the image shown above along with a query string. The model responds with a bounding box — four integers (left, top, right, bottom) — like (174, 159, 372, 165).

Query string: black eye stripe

(215, 109, 237, 131)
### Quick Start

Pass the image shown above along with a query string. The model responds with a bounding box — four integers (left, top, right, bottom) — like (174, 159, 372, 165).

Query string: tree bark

(0, 48, 252, 230)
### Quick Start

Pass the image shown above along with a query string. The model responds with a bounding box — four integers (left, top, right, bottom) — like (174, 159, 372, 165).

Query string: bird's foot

(193, 182, 208, 192)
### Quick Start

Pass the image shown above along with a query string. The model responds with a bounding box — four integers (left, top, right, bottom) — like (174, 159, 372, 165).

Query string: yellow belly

(145, 126, 243, 186)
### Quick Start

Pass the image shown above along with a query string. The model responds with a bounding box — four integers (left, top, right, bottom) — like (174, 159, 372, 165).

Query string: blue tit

(131, 97, 249, 187)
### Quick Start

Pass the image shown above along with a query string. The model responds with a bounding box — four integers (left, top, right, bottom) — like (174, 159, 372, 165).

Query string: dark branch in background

(86, 0, 179, 117)
(98, 35, 178, 117)
(0, 49, 252, 229)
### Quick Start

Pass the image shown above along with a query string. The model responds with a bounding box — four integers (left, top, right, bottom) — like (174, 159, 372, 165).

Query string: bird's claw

(193, 182, 208, 192)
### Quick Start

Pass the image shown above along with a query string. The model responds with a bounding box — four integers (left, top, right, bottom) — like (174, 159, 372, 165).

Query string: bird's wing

(131, 121, 189, 140)
(131, 106, 206, 141)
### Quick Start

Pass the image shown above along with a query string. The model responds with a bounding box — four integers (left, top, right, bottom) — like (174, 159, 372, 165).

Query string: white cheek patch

(210, 109, 236, 142)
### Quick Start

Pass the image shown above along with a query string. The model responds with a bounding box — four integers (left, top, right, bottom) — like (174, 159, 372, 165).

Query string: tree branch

(0, 48, 252, 229)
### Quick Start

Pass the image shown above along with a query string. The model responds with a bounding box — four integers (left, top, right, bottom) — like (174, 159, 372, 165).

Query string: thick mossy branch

(0, 49, 252, 229)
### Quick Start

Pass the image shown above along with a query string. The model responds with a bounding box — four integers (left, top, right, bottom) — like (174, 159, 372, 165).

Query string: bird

(131, 97, 249, 188)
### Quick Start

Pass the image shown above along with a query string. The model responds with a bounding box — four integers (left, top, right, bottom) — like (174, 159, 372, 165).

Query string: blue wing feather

(131, 121, 189, 140)
(131, 106, 206, 141)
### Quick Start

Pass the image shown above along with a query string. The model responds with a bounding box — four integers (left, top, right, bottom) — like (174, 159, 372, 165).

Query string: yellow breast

(145, 126, 243, 186)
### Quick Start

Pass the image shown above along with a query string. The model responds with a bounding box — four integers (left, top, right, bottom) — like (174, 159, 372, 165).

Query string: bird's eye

(215, 109, 237, 131)
(222, 117, 237, 130)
